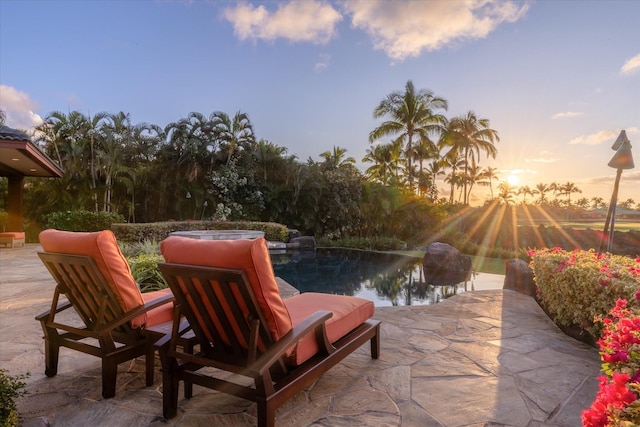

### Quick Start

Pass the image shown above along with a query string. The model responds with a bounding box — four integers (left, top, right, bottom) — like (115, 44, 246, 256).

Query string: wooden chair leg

(257, 398, 276, 427)
(371, 324, 381, 359)
(145, 344, 155, 387)
(183, 341, 194, 399)
(43, 333, 60, 377)
(162, 370, 179, 419)
(102, 359, 118, 398)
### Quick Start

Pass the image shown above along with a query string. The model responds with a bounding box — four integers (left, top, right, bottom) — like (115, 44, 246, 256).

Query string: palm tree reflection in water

(271, 249, 498, 307)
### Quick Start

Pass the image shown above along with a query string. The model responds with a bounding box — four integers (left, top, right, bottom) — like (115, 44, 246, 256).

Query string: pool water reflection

(271, 248, 505, 307)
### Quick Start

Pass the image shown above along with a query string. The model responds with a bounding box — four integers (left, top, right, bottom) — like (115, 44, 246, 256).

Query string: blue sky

(1, 0, 638, 205)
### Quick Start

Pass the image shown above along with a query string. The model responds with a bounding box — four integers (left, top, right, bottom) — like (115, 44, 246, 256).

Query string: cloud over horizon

(222, 0, 530, 61)
(342, 0, 530, 60)
(552, 111, 583, 119)
(621, 53, 640, 75)
(222, 1, 342, 44)
(0, 84, 43, 130)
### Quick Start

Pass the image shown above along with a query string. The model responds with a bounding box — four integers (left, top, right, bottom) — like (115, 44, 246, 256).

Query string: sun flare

(506, 174, 520, 186)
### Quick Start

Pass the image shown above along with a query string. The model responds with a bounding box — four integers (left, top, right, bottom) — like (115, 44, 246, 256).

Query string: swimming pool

(271, 248, 505, 307)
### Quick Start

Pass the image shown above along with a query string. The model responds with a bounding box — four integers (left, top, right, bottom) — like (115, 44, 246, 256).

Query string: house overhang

(0, 126, 63, 178)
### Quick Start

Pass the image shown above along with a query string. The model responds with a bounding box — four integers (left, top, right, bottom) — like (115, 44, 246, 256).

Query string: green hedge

(111, 220, 289, 244)
(43, 210, 125, 232)
(529, 248, 640, 339)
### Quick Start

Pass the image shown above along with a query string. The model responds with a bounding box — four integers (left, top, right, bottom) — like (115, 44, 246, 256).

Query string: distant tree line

(1, 80, 635, 245)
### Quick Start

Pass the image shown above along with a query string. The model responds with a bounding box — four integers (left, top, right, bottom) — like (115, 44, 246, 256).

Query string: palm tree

(253, 139, 290, 182)
(362, 140, 403, 185)
(441, 111, 499, 205)
(518, 185, 534, 204)
(619, 198, 636, 209)
(424, 160, 445, 202)
(369, 80, 448, 189)
(497, 182, 517, 205)
(591, 196, 605, 210)
(441, 151, 465, 204)
(534, 183, 551, 205)
(480, 166, 499, 200)
(212, 110, 255, 165)
(85, 112, 109, 211)
(559, 182, 581, 207)
(463, 163, 484, 204)
(412, 134, 439, 196)
(320, 146, 355, 169)
(575, 197, 590, 210)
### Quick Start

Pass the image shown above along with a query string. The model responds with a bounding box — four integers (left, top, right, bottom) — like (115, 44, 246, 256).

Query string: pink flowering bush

(582, 298, 640, 426)
(528, 248, 640, 338)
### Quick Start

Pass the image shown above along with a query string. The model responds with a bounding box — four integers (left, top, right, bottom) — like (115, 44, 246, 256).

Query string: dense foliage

(582, 298, 640, 426)
(42, 210, 124, 232)
(0, 369, 29, 427)
(529, 248, 640, 338)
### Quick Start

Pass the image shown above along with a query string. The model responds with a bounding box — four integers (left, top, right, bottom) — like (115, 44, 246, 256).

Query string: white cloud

(551, 111, 583, 119)
(341, 0, 530, 61)
(620, 53, 640, 76)
(222, 1, 342, 44)
(569, 129, 620, 146)
(0, 85, 43, 130)
(525, 150, 559, 163)
(569, 127, 639, 146)
(315, 53, 331, 71)
(589, 170, 640, 185)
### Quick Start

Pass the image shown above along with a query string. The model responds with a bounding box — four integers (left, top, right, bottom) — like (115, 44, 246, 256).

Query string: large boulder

(287, 236, 316, 250)
(503, 258, 536, 297)
(423, 242, 472, 285)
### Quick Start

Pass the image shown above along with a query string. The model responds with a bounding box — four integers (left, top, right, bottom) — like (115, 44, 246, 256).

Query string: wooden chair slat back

(159, 263, 275, 365)
(38, 252, 128, 331)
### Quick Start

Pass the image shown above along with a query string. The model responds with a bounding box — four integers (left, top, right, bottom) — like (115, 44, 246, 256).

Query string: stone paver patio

(0, 244, 600, 426)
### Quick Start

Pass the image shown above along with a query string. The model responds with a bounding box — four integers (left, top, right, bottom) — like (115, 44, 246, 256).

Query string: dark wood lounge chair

(36, 229, 174, 398)
(157, 236, 381, 427)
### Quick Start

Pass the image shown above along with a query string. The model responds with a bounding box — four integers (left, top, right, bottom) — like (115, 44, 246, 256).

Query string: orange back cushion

(160, 236, 292, 341)
(39, 229, 147, 327)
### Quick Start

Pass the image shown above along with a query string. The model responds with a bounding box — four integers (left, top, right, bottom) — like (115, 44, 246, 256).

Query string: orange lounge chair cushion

(284, 292, 375, 366)
(39, 229, 162, 328)
(142, 288, 174, 327)
(0, 232, 25, 238)
(160, 236, 293, 341)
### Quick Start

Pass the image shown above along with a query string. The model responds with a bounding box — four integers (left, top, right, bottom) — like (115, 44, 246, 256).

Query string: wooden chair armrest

(153, 318, 191, 348)
(252, 310, 333, 376)
(95, 293, 175, 334)
(35, 300, 73, 321)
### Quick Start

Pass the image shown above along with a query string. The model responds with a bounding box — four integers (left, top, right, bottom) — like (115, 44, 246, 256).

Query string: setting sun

(506, 174, 520, 186)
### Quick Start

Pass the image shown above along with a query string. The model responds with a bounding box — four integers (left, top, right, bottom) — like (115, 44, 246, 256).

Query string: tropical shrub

(0, 369, 29, 427)
(111, 220, 289, 244)
(42, 210, 124, 232)
(582, 298, 640, 426)
(317, 236, 406, 251)
(529, 248, 640, 339)
(128, 253, 167, 292)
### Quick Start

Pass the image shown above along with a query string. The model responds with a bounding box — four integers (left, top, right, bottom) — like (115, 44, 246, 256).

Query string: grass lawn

(517, 220, 640, 232)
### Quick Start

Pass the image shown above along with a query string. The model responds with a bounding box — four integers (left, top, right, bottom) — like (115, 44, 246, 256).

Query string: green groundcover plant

(582, 297, 640, 426)
(0, 369, 29, 426)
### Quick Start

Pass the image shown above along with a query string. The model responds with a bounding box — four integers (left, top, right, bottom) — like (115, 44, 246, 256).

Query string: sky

(1, 0, 639, 206)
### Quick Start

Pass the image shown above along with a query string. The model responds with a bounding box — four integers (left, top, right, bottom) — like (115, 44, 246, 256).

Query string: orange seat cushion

(39, 229, 164, 328)
(142, 288, 174, 327)
(284, 292, 374, 365)
(160, 237, 293, 341)
(0, 232, 25, 238)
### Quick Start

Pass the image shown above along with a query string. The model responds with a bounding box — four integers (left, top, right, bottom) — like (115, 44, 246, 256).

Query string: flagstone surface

(0, 244, 600, 426)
